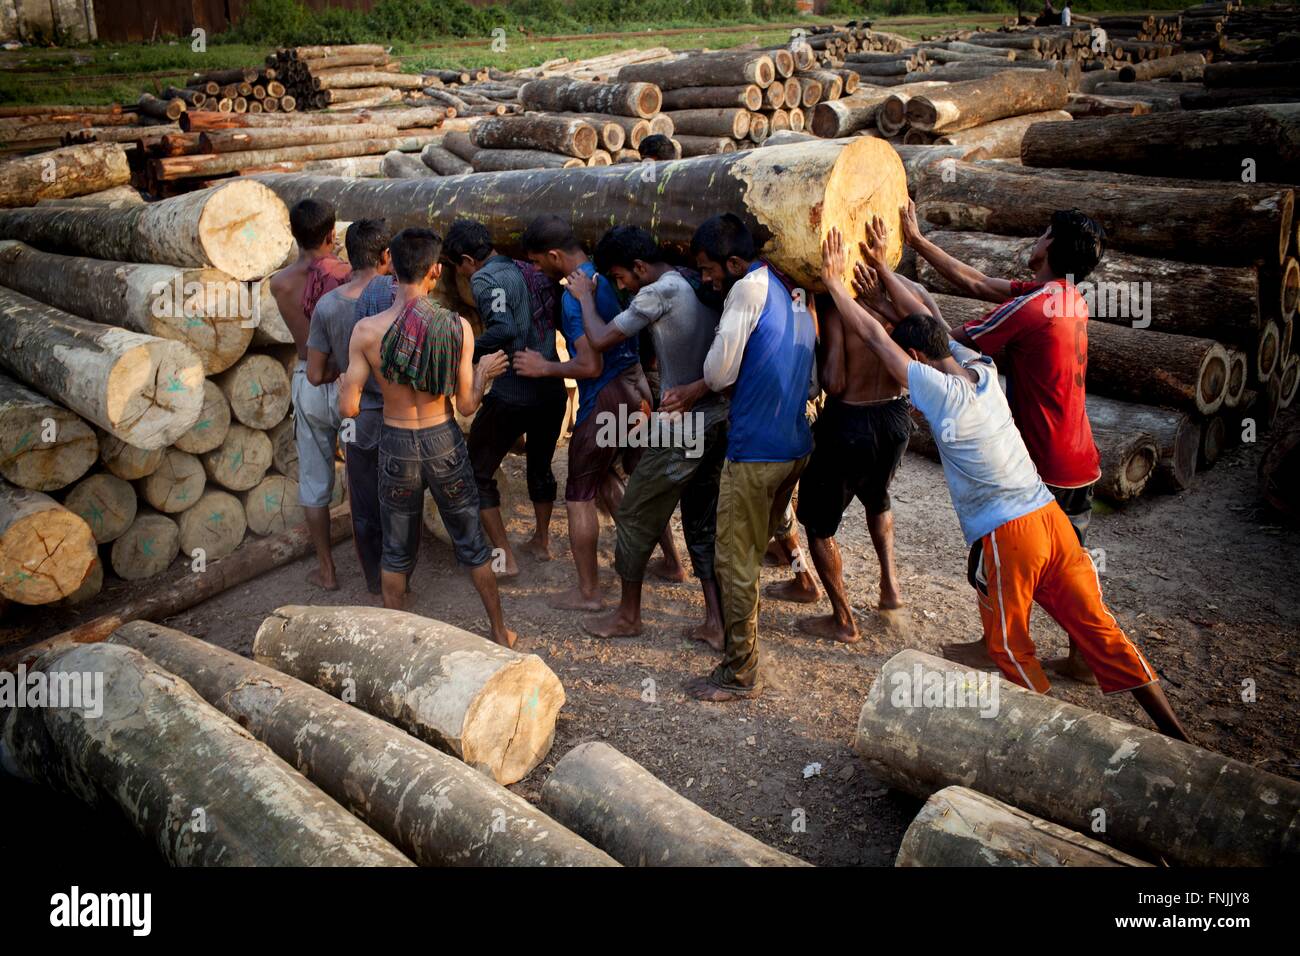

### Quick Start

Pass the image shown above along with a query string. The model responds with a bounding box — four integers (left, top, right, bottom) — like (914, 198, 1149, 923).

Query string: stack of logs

(899, 101, 1298, 501)
(169, 64, 296, 117)
(0, 173, 349, 609)
(266, 44, 426, 112)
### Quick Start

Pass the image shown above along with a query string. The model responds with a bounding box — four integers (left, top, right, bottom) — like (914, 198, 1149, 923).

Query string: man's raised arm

(819, 229, 912, 389)
(901, 198, 1014, 303)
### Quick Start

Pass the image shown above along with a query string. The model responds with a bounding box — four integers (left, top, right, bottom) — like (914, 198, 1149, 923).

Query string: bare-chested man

(339, 227, 515, 647)
(268, 198, 351, 592)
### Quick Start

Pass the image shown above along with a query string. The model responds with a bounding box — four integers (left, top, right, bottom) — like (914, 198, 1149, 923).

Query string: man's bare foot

(942, 640, 997, 669)
(548, 587, 605, 611)
(878, 589, 903, 611)
(648, 557, 687, 583)
(764, 578, 820, 604)
(685, 622, 725, 652)
(582, 611, 642, 639)
(307, 568, 339, 591)
(492, 629, 518, 649)
(1046, 653, 1099, 685)
(519, 537, 552, 562)
(798, 614, 861, 644)
(685, 675, 761, 701)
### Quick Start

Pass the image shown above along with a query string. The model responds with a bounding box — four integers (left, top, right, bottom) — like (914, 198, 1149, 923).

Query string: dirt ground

(4, 413, 1298, 866)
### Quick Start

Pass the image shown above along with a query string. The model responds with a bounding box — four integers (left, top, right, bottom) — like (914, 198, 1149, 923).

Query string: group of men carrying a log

(267, 186, 1190, 740)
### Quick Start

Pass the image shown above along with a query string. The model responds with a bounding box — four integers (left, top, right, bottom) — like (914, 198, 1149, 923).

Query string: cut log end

(105, 338, 206, 449)
(0, 485, 96, 604)
(463, 656, 567, 785)
(196, 179, 294, 281)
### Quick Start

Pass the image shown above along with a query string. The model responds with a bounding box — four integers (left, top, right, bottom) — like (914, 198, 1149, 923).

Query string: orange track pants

(974, 502, 1158, 695)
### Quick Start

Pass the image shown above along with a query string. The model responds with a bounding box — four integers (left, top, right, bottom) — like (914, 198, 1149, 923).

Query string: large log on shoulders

(0, 180, 292, 281)
(914, 230, 1261, 343)
(0, 641, 413, 866)
(906, 70, 1069, 132)
(519, 77, 661, 118)
(0, 289, 205, 449)
(0, 143, 130, 208)
(540, 741, 808, 867)
(0, 241, 253, 375)
(112, 622, 618, 867)
(915, 159, 1294, 265)
(896, 787, 1152, 867)
(252, 138, 909, 290)
(253, 604, 566, 785)
(1019, 104, 1300, 186)
(0, 373, 98, 491)
(0, 478, 96, 605)
(854, 649, 1300, 867)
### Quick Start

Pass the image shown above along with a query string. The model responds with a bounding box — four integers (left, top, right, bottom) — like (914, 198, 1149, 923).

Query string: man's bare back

(268, 257, 314, 359)
(823, 304, 904, 404)
(351, 306, 462, 429)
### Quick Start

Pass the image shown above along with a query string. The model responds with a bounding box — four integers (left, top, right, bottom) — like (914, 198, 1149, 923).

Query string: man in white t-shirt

(819, 219, 1189, 741)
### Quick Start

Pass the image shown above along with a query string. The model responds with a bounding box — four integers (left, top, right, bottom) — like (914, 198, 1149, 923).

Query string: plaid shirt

(379, 296, 463, 396)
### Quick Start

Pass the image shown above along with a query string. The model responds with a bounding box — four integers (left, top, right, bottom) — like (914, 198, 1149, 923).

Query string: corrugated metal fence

(97, 0, 384, 43)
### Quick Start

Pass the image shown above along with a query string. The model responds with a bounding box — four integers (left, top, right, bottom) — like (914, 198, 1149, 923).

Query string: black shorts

(1046, 481, 1095, 546)
(796, 396, 911, 539)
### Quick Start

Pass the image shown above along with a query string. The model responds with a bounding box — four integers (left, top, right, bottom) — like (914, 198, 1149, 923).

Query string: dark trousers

(467, 391, 567, 509)
(345, 439, 383, 594)
(1047, 482, 1095, 546)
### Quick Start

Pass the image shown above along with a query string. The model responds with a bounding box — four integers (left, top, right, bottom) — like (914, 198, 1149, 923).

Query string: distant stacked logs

(265, 45, 420, 111)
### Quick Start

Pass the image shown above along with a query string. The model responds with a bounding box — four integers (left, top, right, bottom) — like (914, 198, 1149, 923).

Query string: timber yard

(0, 0, 1296, 914)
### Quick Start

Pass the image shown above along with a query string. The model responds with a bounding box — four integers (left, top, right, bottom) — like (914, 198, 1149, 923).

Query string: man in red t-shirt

(902, 202, 1106, 681)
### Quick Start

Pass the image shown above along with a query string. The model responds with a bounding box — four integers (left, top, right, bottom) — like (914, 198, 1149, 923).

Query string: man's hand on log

(900, 200, 923, 247)
(852, 261, 883, 306)
(859, 214, 891, 269)
(821, 227, 848, 289)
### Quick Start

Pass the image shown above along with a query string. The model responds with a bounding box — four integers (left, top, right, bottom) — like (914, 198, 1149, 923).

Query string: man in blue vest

(681, 214, 818, 701)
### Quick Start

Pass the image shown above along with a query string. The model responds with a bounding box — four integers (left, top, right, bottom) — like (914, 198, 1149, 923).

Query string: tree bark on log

(933, 109, 1072, 158)
(878, 81, 950, 135)
(0, 373, 97, 491)
(1088, 417, 1158, 500)
(0, 641, 413, 866)
(181, 107, 444, 132)
(139, 448, 206, 513)
(200, 422, 272, 492)
(665, 108, 750, 139)
(1118, 52, 1206, 83)
(0, 143, 130, 209)
(675, 135, 735, 156)
(0, 241, 254, 375)
(172, 379, 232, 455)
(383, 149, 439, 178)
(1019, 104, 1300, 185)
(915, 229, 1261, 343)
(311, 70, 423, 91)
(153, 134, 438, 180)
(519, 77, 661, 118)
(1203, 61, 1300, 89)
(242, 474, 304, 535)
(854, 649, 1300, 867)
(619, 53, 775, 91)
(1085, 394, 1199, 493)
(540, 741, 809, 867)
(0, 289, 205, 449)
(660, 85, 763, 112)
(251, 138, 909, 290)
(253, 604, 567, 785)
(472, 149, 585, 171)
(0, 180, 293, 281)
(420, 143, 473, 176)
(0, 478, 96, 605)
(176, 488, 246, 561)
(906, 71, 1070, 132)
(915, 160, 1295, 265)
(36, 184, 144, 208)
(111, 622, 619, 867)
(214, 353, 291, 430)
(63, 471, 137, 543)
(199, 123, 400, 152)
(110, 509, 179, 580)
(469, 115, 595, 159)
(896, 786, 1152, 867)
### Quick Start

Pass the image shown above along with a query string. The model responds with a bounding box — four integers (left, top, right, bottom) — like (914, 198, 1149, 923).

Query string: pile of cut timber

(0, 178, 350, 606)
(266, 44, 422, 112)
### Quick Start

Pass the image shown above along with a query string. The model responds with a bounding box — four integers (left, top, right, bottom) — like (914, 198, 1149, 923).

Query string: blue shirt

(702, 262, 815, 463)
(907, 340, 1054, 545)
(561, 261, 638, 426)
